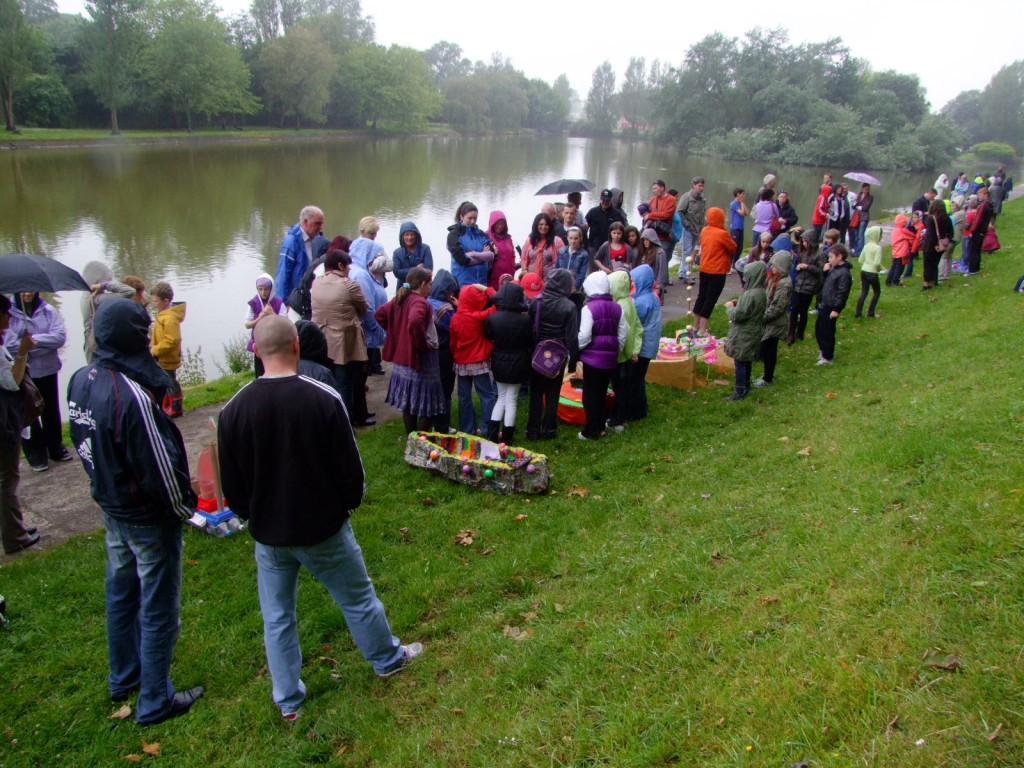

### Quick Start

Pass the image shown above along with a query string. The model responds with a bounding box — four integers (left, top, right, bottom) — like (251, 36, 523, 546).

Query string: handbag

(982, 225, 1000, 253)
(649, 218, 672, 238)
(530, 301, 567, 378)
(20, 373, 44, 423)
(768, 202, 783, 235)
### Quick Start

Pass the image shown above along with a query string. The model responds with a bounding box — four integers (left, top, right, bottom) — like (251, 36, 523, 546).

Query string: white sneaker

(378, 642, 424, 678)
(815, 357, 833, 366)
(753, 378, 772, 387)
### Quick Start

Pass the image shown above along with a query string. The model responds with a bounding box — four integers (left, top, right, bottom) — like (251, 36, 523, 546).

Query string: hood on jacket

(161, 302, 187, 322)
(608, 270, 632, 301)
(609, 187, 625, 209)
(492, 281, 528, 311)
(488, 210, 511, 240)
(92, 299, 171, 393)
(295, 319, 332, 366)
(429, 269, 459, 302)
(542, 268, 574, 299)
(706, 207, 726, 229)
(640, 227, 660, 244)
(456, 285, 489, 313)
(82, 260, 115, 285)
(864, 226, 882, 245)
(770, 234, 792, 253)
(582, 271, 611, 298)
(894, 213, 909, 229)
(13, 292, 43, 316)
(769, 250, 793, 275)
(630, 264, 655, 296)
(742, 260, 768, 290)
(398, 221, 422, 249)
(255, 271, 275, 292)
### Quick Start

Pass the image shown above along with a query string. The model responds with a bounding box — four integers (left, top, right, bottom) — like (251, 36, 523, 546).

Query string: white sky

(55, 0, 1018, 111)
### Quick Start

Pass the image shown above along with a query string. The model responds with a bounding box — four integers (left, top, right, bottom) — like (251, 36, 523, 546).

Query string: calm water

(1, 135, 939, 396)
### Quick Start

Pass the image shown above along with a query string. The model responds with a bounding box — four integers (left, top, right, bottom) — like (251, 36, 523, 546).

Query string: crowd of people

(0, 164, 1013, 726)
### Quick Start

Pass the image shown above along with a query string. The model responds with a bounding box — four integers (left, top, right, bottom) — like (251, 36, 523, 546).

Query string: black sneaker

(141, 686, 205, 726)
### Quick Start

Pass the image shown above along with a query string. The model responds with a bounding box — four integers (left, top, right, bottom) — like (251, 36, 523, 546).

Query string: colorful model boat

(404, 431, 550, 494)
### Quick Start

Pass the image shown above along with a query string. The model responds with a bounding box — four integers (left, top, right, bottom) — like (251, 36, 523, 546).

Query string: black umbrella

(0, 253, 91, 293)
(535, 178, 596, 196)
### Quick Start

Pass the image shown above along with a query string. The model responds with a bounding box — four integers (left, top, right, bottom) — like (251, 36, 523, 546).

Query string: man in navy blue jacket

(67, 299, 203, 725)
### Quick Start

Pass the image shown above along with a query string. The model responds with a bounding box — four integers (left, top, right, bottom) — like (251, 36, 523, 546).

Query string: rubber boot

(162, 394, 175, 418)
(169, 393, 184, 418)
(501, 425, 515, 445)
(486, 420, 500, 442)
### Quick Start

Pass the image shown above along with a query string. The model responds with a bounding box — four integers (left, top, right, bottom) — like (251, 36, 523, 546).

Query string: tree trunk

(110, 106, 120, 135)
(2, 79, 15, 131)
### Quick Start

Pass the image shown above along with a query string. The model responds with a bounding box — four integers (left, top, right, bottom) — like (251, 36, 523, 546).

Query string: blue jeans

(854, 219, 869, 255)
(456, 372, 496, 434)
(104, 515, 184, 724)
(255, 522, 402, 713)
(679, 229, 697, 277)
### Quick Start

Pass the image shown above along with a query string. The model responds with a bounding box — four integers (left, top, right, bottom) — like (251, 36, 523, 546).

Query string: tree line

(1, 3, 1019, 172)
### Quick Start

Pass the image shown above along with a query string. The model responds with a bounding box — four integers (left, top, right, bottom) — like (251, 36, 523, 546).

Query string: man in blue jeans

(217, 316, 422, 721)
(67, 300, 203, 725)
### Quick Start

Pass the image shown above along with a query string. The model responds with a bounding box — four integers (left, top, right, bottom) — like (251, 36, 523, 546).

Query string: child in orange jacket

(886, 214, 919, 287)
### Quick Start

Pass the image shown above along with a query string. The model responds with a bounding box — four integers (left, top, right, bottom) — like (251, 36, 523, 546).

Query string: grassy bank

(2, 125, 454, 145)
(2, 204, 1023, 767)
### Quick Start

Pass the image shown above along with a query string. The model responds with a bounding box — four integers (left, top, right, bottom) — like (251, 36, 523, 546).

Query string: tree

(584, 60, 616, 135)
(19, 0, 57, 23)
(0, 0, 42, 130)
(522, 76, 568, 132)
(443, 75, 488, 132)
(939, 89, 983, 146)
(143, 0, 258, 130)
(339, 43, 438, 129)
(257, 24, 335, 127)
(618, 56, 647, 134)
(82, 0, 147, 134)
(423, 40, 469, 89)
(248, 0, 278, 41)
(980, 61, 1024, 150)
(479, 69, 527, 131)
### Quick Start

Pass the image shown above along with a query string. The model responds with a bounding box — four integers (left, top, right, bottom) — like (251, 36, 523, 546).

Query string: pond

(1, 135, 940, 405)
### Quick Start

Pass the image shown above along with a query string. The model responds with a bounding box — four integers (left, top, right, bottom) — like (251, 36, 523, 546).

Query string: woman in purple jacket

(6, 292, 74, 470)
(576, 272, 626, 441)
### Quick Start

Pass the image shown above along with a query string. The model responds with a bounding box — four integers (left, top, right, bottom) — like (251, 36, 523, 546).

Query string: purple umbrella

(844, 172, 882, 187)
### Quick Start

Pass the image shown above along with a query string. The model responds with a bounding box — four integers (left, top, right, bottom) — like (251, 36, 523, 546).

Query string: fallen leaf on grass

(502, 625, 533, 641)
(453, 530, 474, 547)
(554, 603, 564, 613)
(318, 656, 337, 663)
(717, 717, 726, 727)
(778, 436, 790, 442)
(661, 454, 673, 462)
(513, 514, 528, 522)
(110, 705, 132, 720)
(713, 379, 730, 386)
(988, 723, 1003, 742)
(421, 498, 434, 507)
(756, 596, 780, 607)
(826, 392, 836, 399)
(336, 745, 348, 756)
(797, 446, 812, 457)
(922, 648, 961, 670)
(710, 550, 725, 564)
(187, 559, 198, 566)
(701, 493, 711, 499)
(480, 547, 495, 556)
(398, 527, 409, 541)
(887, 715, 900, 734)
(123, 756, 143, 763)
(643, 466, 654, 473)
(448, 708, 465, 715)
(142, 741, 161, 756)
(566, 486, 590, 498)
(654, 494, 664, 502)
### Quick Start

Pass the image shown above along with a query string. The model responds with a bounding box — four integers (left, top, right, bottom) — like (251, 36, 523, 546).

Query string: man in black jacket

(217, 315, 421, 721)
(585, 189, 626, 254)
(67, 300, 203, 725)
(815, 244, 853, 365)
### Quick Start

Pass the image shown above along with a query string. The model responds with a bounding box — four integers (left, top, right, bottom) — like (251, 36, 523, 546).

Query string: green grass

(3, 203, 1024, 766)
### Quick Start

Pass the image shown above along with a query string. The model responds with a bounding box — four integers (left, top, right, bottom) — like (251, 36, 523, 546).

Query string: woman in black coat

(921, 199, 954, 290)
(525, 269, 579, 441)
(483, 282, 534, 444)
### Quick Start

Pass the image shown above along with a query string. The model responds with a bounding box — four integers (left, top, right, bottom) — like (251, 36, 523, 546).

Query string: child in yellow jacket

(150, 281, 187, 417)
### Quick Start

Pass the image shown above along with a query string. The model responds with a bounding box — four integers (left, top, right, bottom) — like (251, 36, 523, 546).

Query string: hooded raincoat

(859, 226, 884, 274)
(629, 264, 662, 360)
(392, 222, 433, 283)
(487, 211, 518, 290)
(447, 220, 494, 288)
(484, 282, 534, 384)
(762, 251, 793, 341)
(725, 261, 768, 361)
(608, 271, 643, 362)
(151, 301, 186, 371)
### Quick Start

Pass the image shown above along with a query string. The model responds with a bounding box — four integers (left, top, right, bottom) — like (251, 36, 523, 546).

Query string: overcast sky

(56, 0, 1016, 111)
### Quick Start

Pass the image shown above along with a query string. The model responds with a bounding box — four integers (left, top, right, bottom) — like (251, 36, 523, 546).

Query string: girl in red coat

(449, 283, 497, 434)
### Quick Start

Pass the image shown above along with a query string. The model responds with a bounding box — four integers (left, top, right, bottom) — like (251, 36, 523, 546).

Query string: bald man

(217, 316, 422, 721)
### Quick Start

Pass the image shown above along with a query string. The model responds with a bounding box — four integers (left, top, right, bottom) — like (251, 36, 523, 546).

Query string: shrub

(178, 346, 206, 388)
(218, 333, 253, 375)
(971, 141, 1017, 164)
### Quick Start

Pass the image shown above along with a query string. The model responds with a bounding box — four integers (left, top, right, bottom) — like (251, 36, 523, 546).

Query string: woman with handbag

(7, 292, 74, 471)
(921, 199, 954, 290)
(526, 269, 578, 441)
(0, 295, 41, 554)
(752, 188, 783, 244)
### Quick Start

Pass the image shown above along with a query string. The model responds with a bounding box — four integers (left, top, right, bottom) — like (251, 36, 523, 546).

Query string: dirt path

(0, 373, 400, 562)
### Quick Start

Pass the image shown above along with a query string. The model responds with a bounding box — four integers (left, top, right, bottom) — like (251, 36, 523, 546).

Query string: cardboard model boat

(404, 431, 550, 494)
